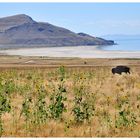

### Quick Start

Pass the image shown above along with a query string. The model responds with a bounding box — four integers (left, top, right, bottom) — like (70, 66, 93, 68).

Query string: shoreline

(0, 46, 140, 58)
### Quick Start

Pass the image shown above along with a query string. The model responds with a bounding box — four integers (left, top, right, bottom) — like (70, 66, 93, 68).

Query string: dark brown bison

(112, 66, 130, 75)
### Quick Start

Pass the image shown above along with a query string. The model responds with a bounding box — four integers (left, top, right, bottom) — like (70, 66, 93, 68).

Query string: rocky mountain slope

(0, 14, 114, 46)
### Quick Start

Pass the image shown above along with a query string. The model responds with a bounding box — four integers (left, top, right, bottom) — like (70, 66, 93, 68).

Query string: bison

(112, 66, 130, 75)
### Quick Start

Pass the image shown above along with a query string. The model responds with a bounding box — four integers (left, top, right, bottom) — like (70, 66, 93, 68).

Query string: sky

(0, 3, 140, 36)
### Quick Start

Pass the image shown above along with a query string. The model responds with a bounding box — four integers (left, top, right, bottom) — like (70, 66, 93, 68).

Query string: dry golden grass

(0, 65, 140, 137)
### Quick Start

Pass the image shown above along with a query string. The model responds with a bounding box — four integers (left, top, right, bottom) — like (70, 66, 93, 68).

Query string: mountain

(0, 14, 115, 46)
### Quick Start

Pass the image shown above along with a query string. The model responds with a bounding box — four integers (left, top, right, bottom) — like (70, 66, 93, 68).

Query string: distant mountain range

(102, 34, 140, 41)
(0, 14, 114, 47)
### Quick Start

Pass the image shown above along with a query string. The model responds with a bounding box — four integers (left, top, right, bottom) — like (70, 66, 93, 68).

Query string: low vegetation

(0, 66, 140, 137)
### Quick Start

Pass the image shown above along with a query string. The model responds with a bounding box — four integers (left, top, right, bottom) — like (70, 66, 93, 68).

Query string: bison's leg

(127, 71, 130, 74)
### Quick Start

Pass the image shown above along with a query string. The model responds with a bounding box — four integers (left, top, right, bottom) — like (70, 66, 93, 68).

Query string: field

(0, 56, 140, 137)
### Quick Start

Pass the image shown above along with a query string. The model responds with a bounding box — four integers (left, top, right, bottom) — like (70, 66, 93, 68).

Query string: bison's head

(112, 68, 115, 74)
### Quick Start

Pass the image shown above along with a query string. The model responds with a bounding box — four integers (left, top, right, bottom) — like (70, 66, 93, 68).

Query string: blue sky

(0, 3, 140, 36)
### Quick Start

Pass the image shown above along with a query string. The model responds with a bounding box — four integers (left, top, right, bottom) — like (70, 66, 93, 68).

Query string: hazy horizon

(0, 3, 140, 37)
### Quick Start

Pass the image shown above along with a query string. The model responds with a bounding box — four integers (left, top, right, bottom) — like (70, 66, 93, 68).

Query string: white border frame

(0, 0, 140, 2)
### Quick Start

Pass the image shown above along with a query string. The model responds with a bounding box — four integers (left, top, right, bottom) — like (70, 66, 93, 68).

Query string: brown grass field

(0, 55, 140, 137)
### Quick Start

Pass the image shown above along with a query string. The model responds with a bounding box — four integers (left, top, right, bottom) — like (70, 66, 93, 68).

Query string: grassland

(0, 56, 140, 137)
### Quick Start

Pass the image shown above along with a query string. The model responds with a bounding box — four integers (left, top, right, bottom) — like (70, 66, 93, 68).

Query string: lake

(102, 38, 140, 51)
(0, 38, 140, 58)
